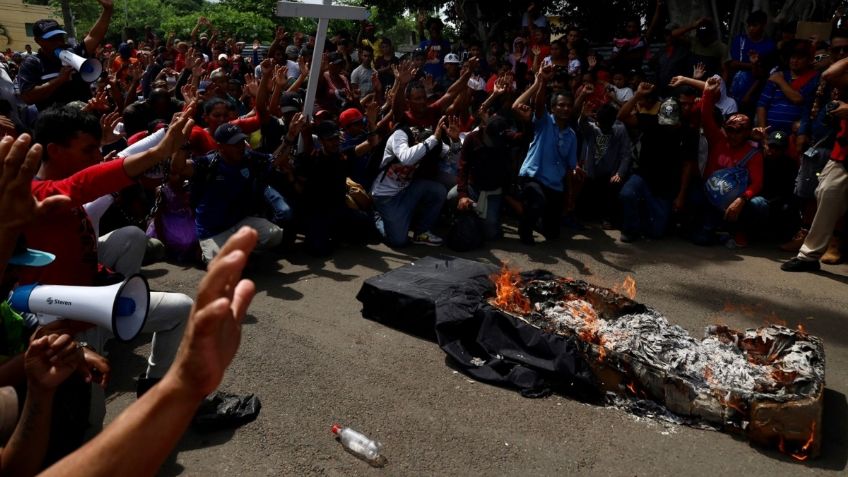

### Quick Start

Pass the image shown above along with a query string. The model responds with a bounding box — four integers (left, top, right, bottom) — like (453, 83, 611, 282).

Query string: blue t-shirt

(519, 113, 577, 191)
(729, 34, 775, 103)
(191, 150, 274, 239)
(757, 70, 819, 133)
(418, 38, 452, 79)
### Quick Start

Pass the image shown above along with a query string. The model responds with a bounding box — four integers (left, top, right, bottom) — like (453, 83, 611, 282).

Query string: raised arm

(533, 66, 554, 119)
(84, 0, 115, 56)
(618, 82, 653, 128)
(823, 55, 848, 88)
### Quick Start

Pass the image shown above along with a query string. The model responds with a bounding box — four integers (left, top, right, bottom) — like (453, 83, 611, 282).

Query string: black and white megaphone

(55, 48, 102, 83)
(10, 274, 149, 342)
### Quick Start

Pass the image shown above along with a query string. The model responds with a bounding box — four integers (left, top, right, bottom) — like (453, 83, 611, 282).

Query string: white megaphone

(55, 48, 102, 83)
(9, 274, 149, 342)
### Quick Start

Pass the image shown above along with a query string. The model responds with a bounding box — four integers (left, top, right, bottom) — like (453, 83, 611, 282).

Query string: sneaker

(780, 228, 808, 252)
(780, 257, 821, 272)
(412, 231, 444, 246)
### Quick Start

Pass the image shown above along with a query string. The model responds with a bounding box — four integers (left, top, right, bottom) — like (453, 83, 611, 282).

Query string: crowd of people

(0, 0, 847, 473)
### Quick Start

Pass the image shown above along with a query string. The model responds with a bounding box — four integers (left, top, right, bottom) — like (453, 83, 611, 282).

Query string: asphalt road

(102, 225, 848, 476)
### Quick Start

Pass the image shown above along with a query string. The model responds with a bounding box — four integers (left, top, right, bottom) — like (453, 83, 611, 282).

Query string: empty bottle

(331, 424, 385, 466)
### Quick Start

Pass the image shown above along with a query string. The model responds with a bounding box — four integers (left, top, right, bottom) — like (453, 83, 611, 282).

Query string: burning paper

(489, 267, 825, 461)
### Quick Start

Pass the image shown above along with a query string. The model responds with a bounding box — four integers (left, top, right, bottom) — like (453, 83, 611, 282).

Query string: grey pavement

(103, 225, 848, 476)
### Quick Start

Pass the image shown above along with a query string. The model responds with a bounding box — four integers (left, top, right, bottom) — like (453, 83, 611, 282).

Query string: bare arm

(39, 227, 259, 477)
(823, 56, 848, 88)
(84, 0, 115, 56)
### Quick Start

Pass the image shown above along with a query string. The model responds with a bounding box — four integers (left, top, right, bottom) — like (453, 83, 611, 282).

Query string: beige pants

(199, 216, 283, 263)
(798, 160, 848, 261)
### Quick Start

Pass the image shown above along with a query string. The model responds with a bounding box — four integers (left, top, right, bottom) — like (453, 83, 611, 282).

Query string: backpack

(704, 147, 758, 210)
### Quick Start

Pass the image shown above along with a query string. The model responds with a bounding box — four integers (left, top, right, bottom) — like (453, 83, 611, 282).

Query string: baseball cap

(658, 98, 681, 126)
(444, 53, 461, 64)
(8, 236, 54, 267)
(280, 92, 303, 114)
(33, 19, 66, 40)
(766, 130, 788, 148)
(338, 108, 364, 128)
(214, 123, 248, 145)
(218, 53, 228, 61)
(315, 120, 340, 139)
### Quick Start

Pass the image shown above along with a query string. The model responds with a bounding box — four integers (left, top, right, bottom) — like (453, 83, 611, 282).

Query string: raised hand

(422, 73, 435, 91)
(692, 62, 706, 80)
(243, 73, 259, 97)
(181, 84, 197, 103)
(446, 115, 461, 141)
(0, 134, 71, 231)
(514, 103, 532, 122)
(704, 76, 721, 94)
(160, 102, 197, 156)
(99, 110, 123, 145)
(273, 65, 289, 88)
(669, 76, 685, 88)
(434, 115, 448, 140)
(635, 82, 655, 97)
(587, 55, 597, 69)
(539, 64, 554, 82)
(286, 112, 307, 139)
(167, 226, 258, 398)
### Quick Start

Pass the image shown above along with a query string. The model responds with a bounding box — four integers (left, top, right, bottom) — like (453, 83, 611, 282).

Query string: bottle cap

(331, 424, 342, 435)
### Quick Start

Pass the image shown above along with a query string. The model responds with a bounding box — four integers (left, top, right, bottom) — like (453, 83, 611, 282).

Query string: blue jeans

(373, 179, 447, 246)
(263, 185, 293, 224)
(447, 185, 503, 240)
(619, 174, 671, 238)
(689, 185, 770, 243)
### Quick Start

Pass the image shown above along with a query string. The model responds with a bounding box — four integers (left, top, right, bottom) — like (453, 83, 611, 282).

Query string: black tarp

(356, 256, 597, 399)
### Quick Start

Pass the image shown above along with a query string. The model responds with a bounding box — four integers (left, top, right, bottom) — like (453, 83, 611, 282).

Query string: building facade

(0, 0, 56, 52)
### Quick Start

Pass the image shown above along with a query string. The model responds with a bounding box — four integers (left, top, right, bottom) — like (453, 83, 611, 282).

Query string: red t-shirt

(830, 119, 848, 163)
(701, 89, 763, 199)
(21, 160, 135, 286)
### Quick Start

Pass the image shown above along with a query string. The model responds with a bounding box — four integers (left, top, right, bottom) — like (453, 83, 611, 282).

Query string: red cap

(339, 108, 364, 128)
(331, 424, 342, 435)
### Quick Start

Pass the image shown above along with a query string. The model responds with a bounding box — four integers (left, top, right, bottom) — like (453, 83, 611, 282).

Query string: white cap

(218, 53, 228, 61)
(444, 53, 461, 64)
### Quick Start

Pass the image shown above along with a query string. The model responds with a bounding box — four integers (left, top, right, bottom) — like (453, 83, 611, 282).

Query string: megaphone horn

(55, 48, 103, 83)
(10, 274, 150, 342)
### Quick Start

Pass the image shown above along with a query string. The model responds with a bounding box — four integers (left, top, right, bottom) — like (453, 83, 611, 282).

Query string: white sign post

(276, 0, 369, 118)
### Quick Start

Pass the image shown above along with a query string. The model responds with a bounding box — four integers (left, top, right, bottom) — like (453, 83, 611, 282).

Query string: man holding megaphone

(17, 103, 197, 405)
(15, 0, 114, 112)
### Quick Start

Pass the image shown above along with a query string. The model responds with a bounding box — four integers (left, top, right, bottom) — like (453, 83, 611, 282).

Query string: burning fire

(778, 422, 816, 461)
(491, 264, 531, 315)
(614, 275, 637, 300)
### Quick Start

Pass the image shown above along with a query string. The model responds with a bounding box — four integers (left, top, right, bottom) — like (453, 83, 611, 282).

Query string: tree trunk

(664, 0, 711, 28)
(60, 0, 77, 40)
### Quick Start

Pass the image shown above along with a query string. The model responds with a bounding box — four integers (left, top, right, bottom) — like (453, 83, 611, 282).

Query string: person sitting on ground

(577, 102, 632, 230)
(292, 119, 376, 256)
(512, 65, 578, 245)
(759, 130, 801, 240)
(696, 77, 767, 248)
(170, 123, 292, 263)
(617, 85, 699, 242)
(448, 115, 514, 246)
(371, 114, 452, 247)
(18, 105, 196, 416)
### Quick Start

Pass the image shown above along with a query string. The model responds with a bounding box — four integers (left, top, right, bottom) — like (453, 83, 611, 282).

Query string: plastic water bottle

(331, 424, 385, 466)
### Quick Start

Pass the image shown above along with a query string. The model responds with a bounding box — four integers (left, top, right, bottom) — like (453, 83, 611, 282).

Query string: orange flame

(613, 275, 637, 300)
(797, 324, 807, 334)
(791, 422, 816, 462)
(626, 381, 638, 395)
(778, 422, 816, 461)
(491, 264, 531, 315)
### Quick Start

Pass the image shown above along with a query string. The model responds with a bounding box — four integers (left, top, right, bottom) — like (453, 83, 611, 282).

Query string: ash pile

(496, 270, 825, 461)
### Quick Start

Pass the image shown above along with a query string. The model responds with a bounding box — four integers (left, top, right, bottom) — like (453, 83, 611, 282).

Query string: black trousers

(519, 178, 564, 240)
